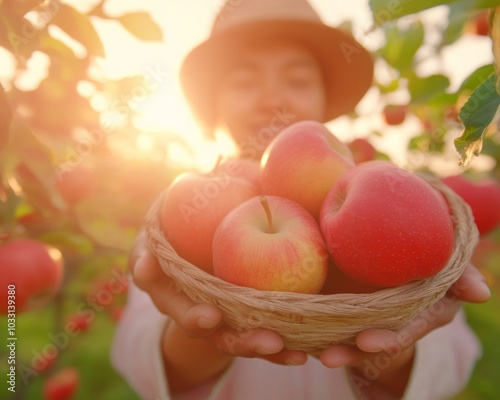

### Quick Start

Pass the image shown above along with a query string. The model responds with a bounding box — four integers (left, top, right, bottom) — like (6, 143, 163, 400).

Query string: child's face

(214, 40, 327, 158)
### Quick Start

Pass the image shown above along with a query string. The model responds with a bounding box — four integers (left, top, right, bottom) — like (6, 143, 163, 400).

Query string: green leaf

(408, 73, 450, 103)
(455, 73, 500, 165)
(118, 12, 163, 42)
(458, 64, 495, 92)
(51, 4, 105, 57)
(379, 20, 425, 73)
(439, 2, 474, 47)
(369, 0, 500, 25)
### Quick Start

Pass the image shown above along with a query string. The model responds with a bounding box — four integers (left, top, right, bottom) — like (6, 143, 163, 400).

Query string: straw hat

(180, 0, 374, 137)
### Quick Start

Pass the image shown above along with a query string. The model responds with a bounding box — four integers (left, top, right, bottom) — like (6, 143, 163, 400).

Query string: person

(111, 1, 491, 399)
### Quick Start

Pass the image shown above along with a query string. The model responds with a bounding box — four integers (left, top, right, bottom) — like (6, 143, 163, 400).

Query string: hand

(129, 229, 308, 366)
(318, 263, 490, 395)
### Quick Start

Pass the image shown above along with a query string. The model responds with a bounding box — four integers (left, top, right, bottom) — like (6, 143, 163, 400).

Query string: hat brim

(180, 20, 374, 136)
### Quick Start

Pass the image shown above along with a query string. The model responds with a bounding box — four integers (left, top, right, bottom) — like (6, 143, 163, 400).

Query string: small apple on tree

(56, 165, 96, 206)
(43, 366, 80, 400)
(0, 239, 64, 314)
(213, 195, 328, 293)
(442, 174, 500, 236)
(382, 104, 407, 126)
(347, 138, 377, 164)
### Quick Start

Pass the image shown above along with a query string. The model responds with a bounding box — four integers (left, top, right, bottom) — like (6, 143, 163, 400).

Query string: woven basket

(145, 175, 478, 355)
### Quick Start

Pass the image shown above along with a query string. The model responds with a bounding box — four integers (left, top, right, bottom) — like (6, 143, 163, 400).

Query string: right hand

(129, 229, 308, 366)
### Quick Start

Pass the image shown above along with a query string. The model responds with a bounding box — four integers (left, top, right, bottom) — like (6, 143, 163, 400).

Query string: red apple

(161, 171, 260, 273)
(261, 120, 354, 220)
(320, 162, 455, 287)
(347, 138, 377, 164)
(215, 158, 262, 191)
(383, 104, 407, 125)
(66, 313, 92, 334)
(43, 366, 79, 400)
(56, 166, 95, 205)
(0, 239, 64, 314)
(467, 11, 490, 36)
(213, 195, 328, 293)
(441, 175, 500, 236)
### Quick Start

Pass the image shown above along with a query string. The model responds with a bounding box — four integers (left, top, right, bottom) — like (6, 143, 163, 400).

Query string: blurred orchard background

(1, 0, 500, 399)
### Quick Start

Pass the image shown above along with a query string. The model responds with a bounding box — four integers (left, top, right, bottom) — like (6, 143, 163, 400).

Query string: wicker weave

(145, 175, 478, 355)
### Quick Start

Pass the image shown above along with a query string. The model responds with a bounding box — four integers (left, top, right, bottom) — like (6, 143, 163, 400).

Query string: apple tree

(0, 1, 186, 398)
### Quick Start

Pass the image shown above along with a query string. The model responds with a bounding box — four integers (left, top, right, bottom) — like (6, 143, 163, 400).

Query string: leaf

(369, 0, 500, 25)
(439, 2, 474, 47)
(458, 64, 495, 92)
(379, 20, 425, 73)
(9, 121, 67, 211)
(118, 12, 163, 42)
(408, 73, 450, 103)
(455, 73, 500, 165)
(50, 4, 105, 57)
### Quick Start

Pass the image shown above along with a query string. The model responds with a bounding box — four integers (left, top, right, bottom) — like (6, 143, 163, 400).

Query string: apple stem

(259, 196, 275, 233)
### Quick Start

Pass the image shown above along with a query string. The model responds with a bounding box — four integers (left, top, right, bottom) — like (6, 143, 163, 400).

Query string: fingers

(356, 295, 463, 354)
(129, 231, 224, 337)
(449, 263, 491, 303)
(320, 345, 366, 368)
(209, 328, 284, 357)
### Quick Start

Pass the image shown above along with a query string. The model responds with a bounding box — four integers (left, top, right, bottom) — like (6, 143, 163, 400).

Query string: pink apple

(261, 120, 355, 220)
(347, 138, 377, 164)
(442, 174, 500, 236)
(320, 162, 455, 287)
(383, 104, 407, 125)
(0, 239, 64, 314)
(43, 366, 79, 400)
(213, 195, 328, 293)
(161, 170, 259, 273)
(214, 158, 262, 191)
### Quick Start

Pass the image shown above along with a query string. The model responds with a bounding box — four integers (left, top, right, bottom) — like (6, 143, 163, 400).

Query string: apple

(161, 170, 260, 273)
(320, 162, 455, 287)
(466, 11, 490, 36)
(213, 195, 328, 293)
(441, 175, 500, 236)
(215, 158, 262, 191)
(0, 239, 64, 314)
(66, 313, 92, 334)
(43, 366, 79, 400)
(56, 165, 95, 206)
(382, 104, 407, 125)
(347, 138, 377, 164)
(261, 120, 355, 220)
